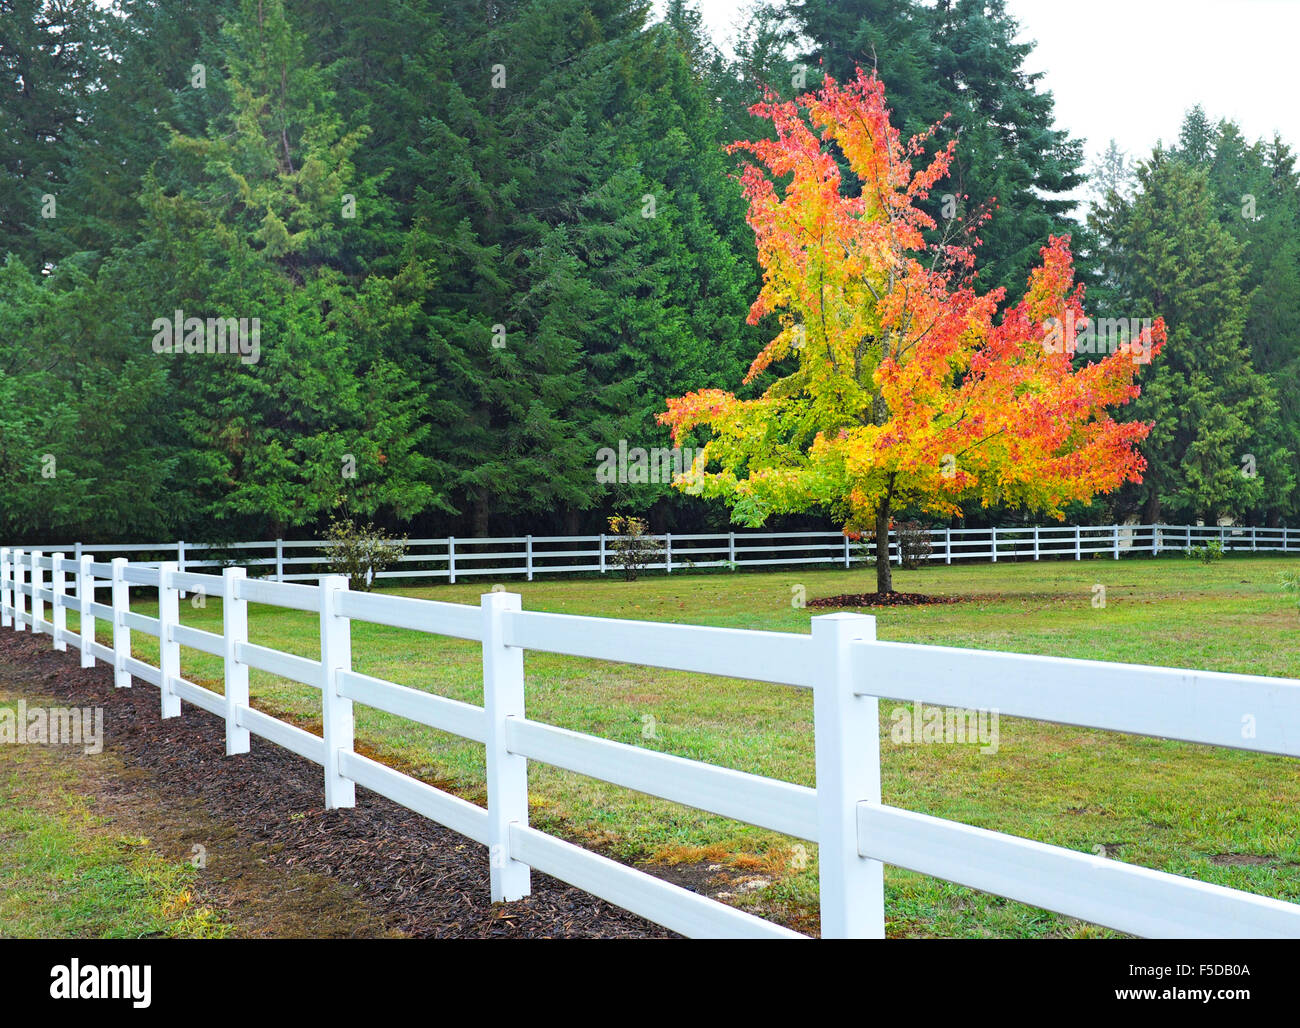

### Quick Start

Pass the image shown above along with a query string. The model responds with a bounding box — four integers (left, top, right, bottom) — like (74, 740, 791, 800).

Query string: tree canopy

(0, 0, 1295, 544)
(659, 71, 1161, 592)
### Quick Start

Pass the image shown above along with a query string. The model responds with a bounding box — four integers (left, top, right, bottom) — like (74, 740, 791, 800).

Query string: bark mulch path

(807, 592, 964, 608)
(0, 630, 673, 939)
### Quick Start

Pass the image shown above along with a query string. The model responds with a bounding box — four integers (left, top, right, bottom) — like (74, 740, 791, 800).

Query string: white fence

(2, 544, 1299, 938)
(15, 523, 1299, 585)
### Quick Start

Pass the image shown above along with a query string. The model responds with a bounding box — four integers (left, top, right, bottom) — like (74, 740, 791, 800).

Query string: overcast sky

(672, 0, 1300, 165)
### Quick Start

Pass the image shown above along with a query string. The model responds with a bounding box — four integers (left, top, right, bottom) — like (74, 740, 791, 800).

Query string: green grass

(86, 555, 1300, 937)
(0, 692, 227, 938)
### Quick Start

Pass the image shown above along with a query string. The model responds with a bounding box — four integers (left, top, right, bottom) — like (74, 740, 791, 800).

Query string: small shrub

(324, 518, 407, 591)
(1185, 540, 1224, 565)
(607, 515, 662, 581)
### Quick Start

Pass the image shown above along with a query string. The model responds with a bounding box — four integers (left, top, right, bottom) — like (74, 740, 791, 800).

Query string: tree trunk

(1143, 489, 1161, 525)
(875, 502, 893, 594)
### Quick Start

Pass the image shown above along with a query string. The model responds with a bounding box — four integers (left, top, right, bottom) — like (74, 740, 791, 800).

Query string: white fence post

(843, 534, 850, 569)
(51, 552, 67, 652)
(599, 533, 607, 574)
(481, 590, 531, 902)
(665, 533, 673, 574)
(13, 549, 25, 631)
(157, 562, 182, 718)
(223, 568, 250, 754)
(1153, 524, 1160, 558)
(177, 539, 187, 599)
(812, 612, 884, 938)
(990, 528, 997, 563)
(1033, 526, 1039, 561)
(1075, 526, 1081, 560)
(525, 535, 534, 582)
(31, 549, 44, 635)
(275, 538, 284, 582)
(1113, 524, 1120, 560)
(1, 547, 10, 629)
(448, 536, 456, 585)
(729, 531, 737, 567)
(319, 574, 355, 809)
(111, 557, 131, 688)
(78, 554, 95, 668)
(945, 527, 952, 565)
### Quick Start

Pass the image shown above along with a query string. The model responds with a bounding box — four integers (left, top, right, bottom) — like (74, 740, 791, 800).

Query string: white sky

(671, 0, 1300, 164)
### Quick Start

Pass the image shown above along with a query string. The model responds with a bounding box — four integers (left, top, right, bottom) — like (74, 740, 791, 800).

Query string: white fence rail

(2, 544, 1299, 938)
(10, 523, 1296, 586)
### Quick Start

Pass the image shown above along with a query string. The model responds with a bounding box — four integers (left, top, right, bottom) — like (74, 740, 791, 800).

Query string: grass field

(72, 554, 1300, 937)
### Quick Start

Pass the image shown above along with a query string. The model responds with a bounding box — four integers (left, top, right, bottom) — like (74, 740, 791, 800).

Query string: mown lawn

(86, 555, 1300, 937)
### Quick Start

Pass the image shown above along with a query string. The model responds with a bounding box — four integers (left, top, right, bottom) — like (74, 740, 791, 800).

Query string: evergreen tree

(1199, 122, 1300, 521)
(0, 0, 113, 268)
(56, 0, 236, 261)
(1093, 151, 1280, 523)
(1087, 139, 1137, 205)
(144, 0, 440, 536)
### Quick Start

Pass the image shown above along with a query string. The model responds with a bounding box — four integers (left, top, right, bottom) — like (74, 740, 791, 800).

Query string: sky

(669, 0, 1300, 166)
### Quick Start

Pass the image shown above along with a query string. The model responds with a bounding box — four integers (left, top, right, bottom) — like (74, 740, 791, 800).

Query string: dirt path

(0, 631, 671, 938)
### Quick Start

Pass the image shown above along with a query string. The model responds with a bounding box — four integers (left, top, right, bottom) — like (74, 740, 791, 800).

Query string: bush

(1185, 540, 1224, 565)
(324, 517, 407, 591)
(607, 515, 662, 581)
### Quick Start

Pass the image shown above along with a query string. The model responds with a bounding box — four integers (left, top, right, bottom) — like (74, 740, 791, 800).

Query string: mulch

(0, 629, 673, 939)
(807, 592, 964, 608)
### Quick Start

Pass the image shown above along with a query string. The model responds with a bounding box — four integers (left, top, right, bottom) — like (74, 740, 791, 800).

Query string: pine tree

(1093, 151, 1278, 523)
(54, 0, 236, 261)
(143, 0, 440, 536)
(381, 0, 767, 533)
(0, 0, 113, 268)
(1087, 140, 1137, 205)
(1200, 122, 1300, 521)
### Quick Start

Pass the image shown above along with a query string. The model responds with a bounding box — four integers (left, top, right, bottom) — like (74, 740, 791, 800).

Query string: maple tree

(659, 70, 1165, 594)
